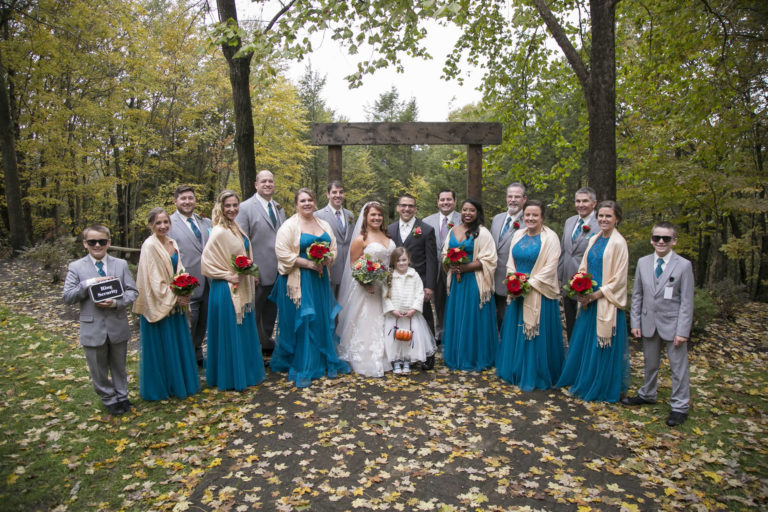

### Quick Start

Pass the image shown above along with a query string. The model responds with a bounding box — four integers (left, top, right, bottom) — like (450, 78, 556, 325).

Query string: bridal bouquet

(504, 272, 531, 299)
(170, 273, 200, 296)
(351, 254, 389, 285)
(231, 255, 260, 292)
(306, 241, 331, 277)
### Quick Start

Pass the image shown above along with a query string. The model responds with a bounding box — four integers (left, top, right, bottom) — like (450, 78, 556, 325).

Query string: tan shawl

(578, 229, 628, 347)
(201, 223, 253, 324)
(506, 226, 561, 339)
(133, 234, 184, 323)
(443, 225, 497, 306)
(274, 214, 337, 306)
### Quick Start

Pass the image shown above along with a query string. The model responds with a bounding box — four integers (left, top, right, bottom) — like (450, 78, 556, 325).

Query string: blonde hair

(211, 190, 240, 230)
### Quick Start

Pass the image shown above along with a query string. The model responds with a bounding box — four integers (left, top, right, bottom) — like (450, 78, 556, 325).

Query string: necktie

(335, 210, 345, 236)
(572, 218, 584, 241)
(655, 258, 664, 278)
(268, 202, 277, 227)
(499, 217, 511, 241)
(95, 260, 106, 277)
(440, 216, 448, 241)
(188, 217, 202, 244)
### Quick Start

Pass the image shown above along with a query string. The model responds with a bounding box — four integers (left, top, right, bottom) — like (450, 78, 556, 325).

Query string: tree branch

(698, 0, 730, 62)
(264, 0, 297, 33)
(531, 0, 590, 92)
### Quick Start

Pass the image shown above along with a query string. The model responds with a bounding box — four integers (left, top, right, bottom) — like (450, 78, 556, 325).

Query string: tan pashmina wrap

(274, 214, 337, 306)
(133, 234, 184, 323)
(201, 223, 253, 324)
(506, 226, 561, 339)
(442, 225, 497, 306)
(578, 229, 628, 347)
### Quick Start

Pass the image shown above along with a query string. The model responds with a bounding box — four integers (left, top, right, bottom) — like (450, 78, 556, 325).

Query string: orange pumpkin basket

(393, 318, 413, 342)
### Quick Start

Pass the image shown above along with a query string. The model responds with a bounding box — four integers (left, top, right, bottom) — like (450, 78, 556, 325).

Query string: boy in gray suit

(63, 225, 138, 415)
(622, 222, 694, 427)
(169, 185, 212, 367)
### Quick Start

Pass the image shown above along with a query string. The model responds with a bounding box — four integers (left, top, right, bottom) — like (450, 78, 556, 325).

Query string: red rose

(234, 256, 251, 269)
(414, 226, 422, 236)
(506, 279, 522, 293)
(583, 225, 591, 233)
(447, 248, 467, 263)
(309, 245, 328, 259)
(571, 276, 592, 292)
(513, 221, 520, 229)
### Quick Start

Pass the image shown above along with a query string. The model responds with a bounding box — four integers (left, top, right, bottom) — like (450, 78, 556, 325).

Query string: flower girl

(382, 247, 436, 374)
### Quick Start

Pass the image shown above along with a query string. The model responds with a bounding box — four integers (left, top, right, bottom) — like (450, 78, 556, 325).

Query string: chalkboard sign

(89, 278, 124, 302)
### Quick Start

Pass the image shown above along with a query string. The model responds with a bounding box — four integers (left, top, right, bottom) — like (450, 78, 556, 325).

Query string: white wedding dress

(336, 239, 395, 377)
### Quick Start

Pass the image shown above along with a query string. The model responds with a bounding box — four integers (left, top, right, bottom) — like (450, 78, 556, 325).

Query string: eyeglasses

(398, 204, 416, 209)
(85, 239, 110, 246)
(651, 235, 673, 243)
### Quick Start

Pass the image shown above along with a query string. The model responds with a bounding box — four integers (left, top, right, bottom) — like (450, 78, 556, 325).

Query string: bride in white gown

(337, 202, 395, 377)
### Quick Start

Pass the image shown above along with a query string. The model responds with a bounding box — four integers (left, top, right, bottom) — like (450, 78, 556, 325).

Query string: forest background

(0, 0, 766, 302)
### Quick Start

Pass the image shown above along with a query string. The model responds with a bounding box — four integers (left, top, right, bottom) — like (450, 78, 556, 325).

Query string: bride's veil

(336, 201, 379, 332)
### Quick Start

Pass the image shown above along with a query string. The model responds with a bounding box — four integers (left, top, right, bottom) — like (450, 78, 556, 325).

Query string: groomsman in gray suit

(63, 225, 138, 416)
(558, 187, 599, 339)
(422, 189, 461, 345)
(236, 170, 286, 353)
(314, 180, 354, 297)
(490, 183, 527, 328)
(623, 222, 694, 427)
(169, 185, 212, 367)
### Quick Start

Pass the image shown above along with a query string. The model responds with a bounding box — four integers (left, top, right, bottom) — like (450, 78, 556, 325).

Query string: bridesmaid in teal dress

(201, 190, 266, 391)
(441, 198, 499, 371)
(269, 188, 350, 387)
(557, 201, 630, 402)
(134, 207, 201, 401)
(497, 200, 564, 390)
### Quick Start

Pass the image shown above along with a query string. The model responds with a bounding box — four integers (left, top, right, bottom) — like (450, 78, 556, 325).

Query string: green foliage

(692, 287, 718, 336)
(19, 237, 77, 283)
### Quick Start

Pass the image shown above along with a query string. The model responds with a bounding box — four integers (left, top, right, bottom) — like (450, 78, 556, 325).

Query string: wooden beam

(311, 122, 502, 146)
(328, 145, 342, 182)
(467, 144, 483, 200)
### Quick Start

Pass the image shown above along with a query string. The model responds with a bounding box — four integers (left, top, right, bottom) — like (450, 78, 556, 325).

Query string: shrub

(20, 237, 77, 283)
(710, 280, 748, 320)
(692, 287, 718, 336)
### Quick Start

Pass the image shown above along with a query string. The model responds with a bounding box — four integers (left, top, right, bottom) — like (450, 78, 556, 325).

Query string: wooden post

(328, 145, 342, 182)
(467, 144, 483, 200)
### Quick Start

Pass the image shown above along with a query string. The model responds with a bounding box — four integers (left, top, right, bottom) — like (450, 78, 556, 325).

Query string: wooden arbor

(310, 122, 502, 200)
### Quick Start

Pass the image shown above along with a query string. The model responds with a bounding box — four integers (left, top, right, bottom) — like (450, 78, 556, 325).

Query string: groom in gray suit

(63, 225, 138, 415)
(314, 180, 354, 297)
(168, 185, 212, 367)
(558, 187, 599, 339)
(236, 170, 286, 353)
(623, 222, 694, 427)
(423, 189, 460, 345)
(490, 183, 527, 328)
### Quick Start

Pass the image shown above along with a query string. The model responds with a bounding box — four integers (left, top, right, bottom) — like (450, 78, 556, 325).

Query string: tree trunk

(216, 0, 256, 200)
(0, 51, 27, 253)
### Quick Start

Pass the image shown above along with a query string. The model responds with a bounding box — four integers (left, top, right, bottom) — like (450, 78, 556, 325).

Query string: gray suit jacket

(423, 211, 462, 263)
(314, 204, 354, 286)
(631, 251, 694, 341)
(558, 213, 600, 287)
(62, 255, 138, 347)
(168, 211, 212, 301)
(490, 211, 523, 296)
(235, 194, 286, 285)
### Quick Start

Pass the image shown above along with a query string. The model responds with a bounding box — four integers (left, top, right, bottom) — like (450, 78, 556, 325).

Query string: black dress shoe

(422, 354, 435, 371)
(620, 395, 656, 406)
(117, 399, 133, 413)
(666, 411, 688, 427)
(106, 403, 125, 416)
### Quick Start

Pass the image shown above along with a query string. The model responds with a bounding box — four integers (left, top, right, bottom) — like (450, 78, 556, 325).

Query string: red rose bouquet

(230, 255, 260, 292)
(351, 254, 389, 285)
(564, 271, 598, 307)
(443, 246, 469, 282)
(307, 241, 331, 276)
(504, 272, 531, 298)
(170, 273, 200, 296)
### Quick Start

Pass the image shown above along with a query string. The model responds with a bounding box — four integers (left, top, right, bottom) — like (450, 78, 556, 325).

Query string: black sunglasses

(651, 235, 673, 243)
(85, 239, 110, 246)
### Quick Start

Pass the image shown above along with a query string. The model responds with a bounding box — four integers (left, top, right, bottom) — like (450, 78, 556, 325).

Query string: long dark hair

(461, 198, 484, 239)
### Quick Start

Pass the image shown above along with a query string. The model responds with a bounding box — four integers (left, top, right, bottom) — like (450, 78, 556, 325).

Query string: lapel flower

(513, 221, 520, 229)
(669, 276, 675, 283)
(348, 214, 354, 223)
(413, 226, 422, 237)
(447, 222, 455, 229)
(582, 224, 591, 233)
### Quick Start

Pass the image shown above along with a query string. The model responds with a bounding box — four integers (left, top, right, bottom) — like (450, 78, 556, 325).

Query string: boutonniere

(348, 214, 354, 223)
(413, 226, 422, 237)
(447, 222, 455, 229)
(669, 276, 675, 283)
(582, 224, 591, 233)
(513, 221, 520, 229)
